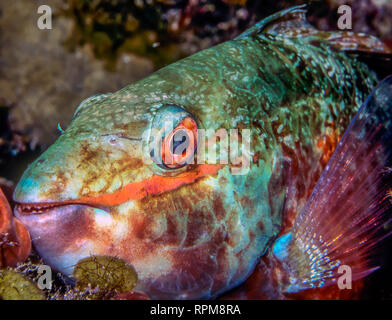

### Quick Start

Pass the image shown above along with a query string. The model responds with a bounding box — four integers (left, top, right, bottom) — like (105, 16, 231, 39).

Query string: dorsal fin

(236, 4, 315, 39)
(319, 32, 392, 79)
(236, 5, 392, 78)
(237, 5, 391, 54)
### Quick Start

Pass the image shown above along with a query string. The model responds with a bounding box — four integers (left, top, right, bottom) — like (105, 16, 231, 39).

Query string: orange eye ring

(161, 117, 197, 169)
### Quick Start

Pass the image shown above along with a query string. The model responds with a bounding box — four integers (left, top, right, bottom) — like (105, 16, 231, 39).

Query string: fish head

(13, 51, 280, 299)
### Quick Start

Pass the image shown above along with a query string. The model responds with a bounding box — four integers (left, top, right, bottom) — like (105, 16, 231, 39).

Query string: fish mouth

(12, 201, 107, 278)
(14, 201, 107, 216)
(14, 202, 68, 215)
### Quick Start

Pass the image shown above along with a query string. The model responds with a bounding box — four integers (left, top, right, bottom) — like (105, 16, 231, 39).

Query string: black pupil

(171, 130, 189, 155)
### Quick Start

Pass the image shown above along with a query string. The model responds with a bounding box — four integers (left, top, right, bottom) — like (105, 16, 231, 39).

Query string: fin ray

(236, 4, 310, 39)
(273, 76, 392, 293)
(237, 5, 392, 74)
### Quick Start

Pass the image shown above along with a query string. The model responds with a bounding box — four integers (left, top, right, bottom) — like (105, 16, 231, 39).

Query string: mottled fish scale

(13, 6, 391, 299)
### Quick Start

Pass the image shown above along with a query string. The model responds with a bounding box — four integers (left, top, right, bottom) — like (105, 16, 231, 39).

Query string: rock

(0, 269, 44, 300)
(0, 0, 153, 148)
(73, 255, 138, 299)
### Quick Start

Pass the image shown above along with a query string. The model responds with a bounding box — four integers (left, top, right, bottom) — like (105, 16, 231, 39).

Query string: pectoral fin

(273, 76, 392, 293)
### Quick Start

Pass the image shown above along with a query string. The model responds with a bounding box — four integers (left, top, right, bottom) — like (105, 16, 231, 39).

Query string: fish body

(12, 6, 392, 299)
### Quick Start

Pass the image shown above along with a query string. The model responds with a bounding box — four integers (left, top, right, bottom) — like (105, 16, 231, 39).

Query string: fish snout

(13, 138, 100, 207)
(14, 166, 80, 207)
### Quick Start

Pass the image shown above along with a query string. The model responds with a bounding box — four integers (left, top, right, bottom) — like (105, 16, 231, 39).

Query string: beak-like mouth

(12, 201, 110, 278)
(14, 202, 109, 215)
(14, 202, 69, 215)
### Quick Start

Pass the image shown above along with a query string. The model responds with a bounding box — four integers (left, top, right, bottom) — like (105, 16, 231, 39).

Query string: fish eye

(148, 105, 198, 171)
(161, 117, 197, 169)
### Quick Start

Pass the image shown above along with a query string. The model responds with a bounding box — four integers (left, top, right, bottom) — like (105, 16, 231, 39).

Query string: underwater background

(1, 0, 392, 299)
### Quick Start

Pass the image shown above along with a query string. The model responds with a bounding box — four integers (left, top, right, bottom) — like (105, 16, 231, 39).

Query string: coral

(0, 188, 31, 267)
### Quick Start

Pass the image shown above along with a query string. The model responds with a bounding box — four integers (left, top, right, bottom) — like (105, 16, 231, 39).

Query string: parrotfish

(12, 6, 392, 299)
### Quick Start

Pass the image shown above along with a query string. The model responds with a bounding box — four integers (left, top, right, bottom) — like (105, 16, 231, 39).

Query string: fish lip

(14, 201, 109, 216)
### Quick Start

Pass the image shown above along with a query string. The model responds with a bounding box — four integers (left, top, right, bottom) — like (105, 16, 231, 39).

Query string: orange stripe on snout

(78, 164, 222, 207)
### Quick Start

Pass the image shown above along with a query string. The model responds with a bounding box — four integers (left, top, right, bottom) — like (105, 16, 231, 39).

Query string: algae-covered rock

(0, 269, 44, 300)
(73, 256, 138, 299)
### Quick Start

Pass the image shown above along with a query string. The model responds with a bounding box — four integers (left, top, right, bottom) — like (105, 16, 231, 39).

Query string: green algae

(72, 256, 138, 299)
(0, 268, 44, 300)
